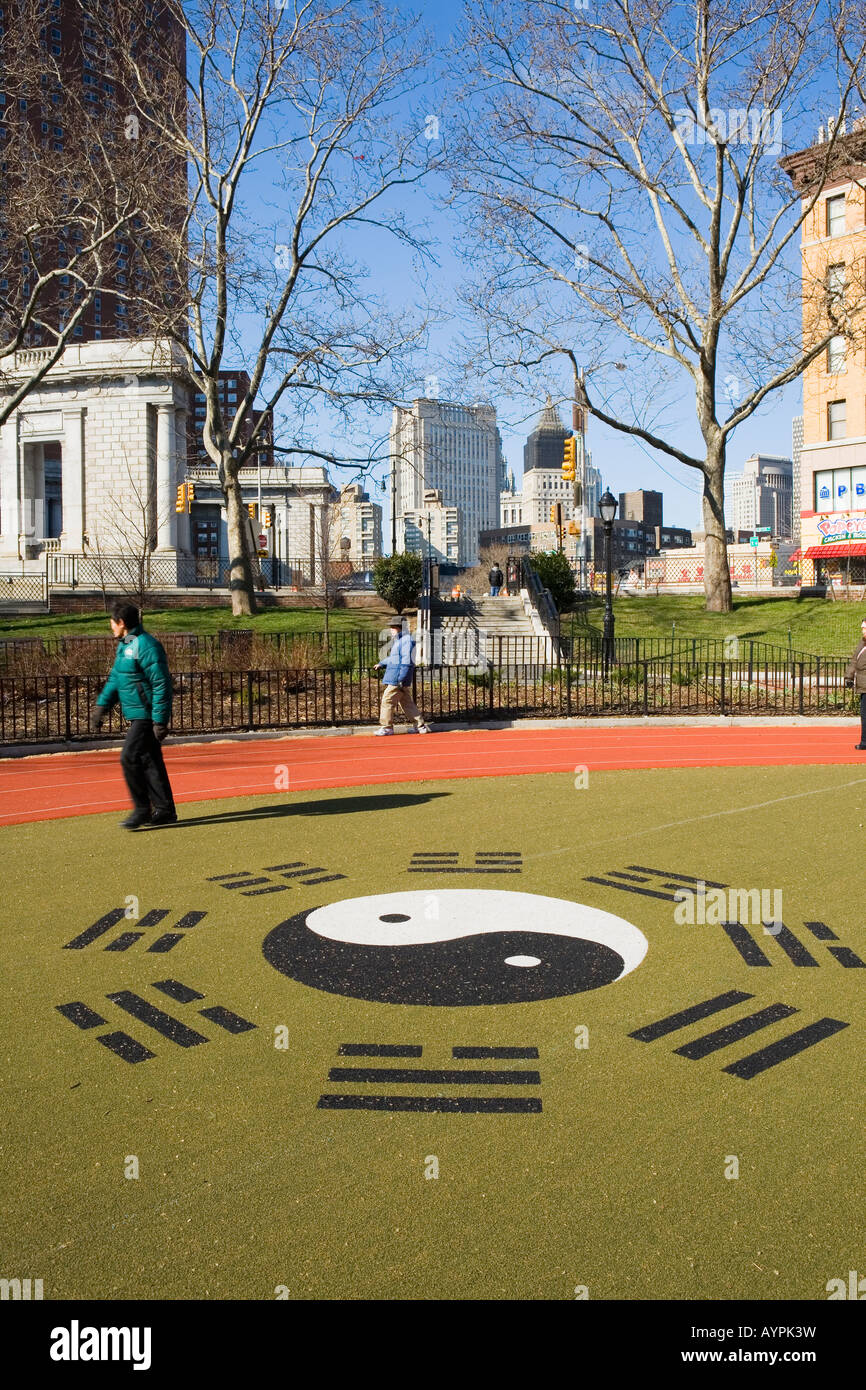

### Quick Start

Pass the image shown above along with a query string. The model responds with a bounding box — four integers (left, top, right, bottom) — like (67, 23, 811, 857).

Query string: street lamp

(599, 488, 618, 676)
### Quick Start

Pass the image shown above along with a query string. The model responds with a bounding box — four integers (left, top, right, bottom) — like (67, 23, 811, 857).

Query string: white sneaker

(375, 727, 394, 736)
(416, 725, 430, 734)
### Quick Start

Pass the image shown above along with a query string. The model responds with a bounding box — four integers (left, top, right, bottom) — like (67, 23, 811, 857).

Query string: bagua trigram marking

(207, 862, 346, 896)
(584, 867, 866, 970)
(583, 864, 725, 902)
(318, 1041, 541, 1113)
(63, 907, 207, 954)
(629, 990, 848, 1080)
(722, 919, 866, 970)
(56, 979, 256, 1064)
(408, 852, 522, 875)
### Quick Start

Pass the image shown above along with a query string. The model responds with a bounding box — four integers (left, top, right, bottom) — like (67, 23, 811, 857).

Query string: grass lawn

(574, 594, 865, 657)
(0, 604, 392, 641)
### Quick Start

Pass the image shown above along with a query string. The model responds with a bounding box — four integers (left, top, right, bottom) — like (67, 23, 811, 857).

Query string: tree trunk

(223, 459, 257, 617)
(701, 454, 733, 613)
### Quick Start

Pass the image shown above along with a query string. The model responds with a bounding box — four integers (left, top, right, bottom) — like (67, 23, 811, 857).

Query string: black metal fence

(0, 656, 857, 745)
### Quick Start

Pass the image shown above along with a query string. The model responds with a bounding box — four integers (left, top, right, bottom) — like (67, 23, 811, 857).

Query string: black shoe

(855, 744, 866, 751)
(149, 809, 179, 826)
(120, 810, 151, 829)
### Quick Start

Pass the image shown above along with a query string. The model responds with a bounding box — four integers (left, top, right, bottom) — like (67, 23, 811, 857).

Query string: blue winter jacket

(381, 632, 415, 687)
(97, 626, 173, 724)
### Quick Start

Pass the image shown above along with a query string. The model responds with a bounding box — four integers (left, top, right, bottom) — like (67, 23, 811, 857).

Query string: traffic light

(187, 482, 195, 503)
(263, 508, 272, 528)
(247, 502, 257, 519)
(562, 436, 576, 481)
(550, 504, 557, 523)
(550, 502, 563, 527)
(176, 484, 185, 513)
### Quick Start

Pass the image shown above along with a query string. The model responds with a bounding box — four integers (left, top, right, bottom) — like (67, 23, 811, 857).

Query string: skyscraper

(0, 0, 186, 347)
(390, 398, 502, 565)
(729, 455, 793, 538)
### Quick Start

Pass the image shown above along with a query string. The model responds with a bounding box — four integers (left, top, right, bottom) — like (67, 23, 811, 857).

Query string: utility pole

(573, 365, 589, 588)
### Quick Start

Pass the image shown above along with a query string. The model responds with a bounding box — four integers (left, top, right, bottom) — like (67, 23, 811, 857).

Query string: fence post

(643, 661, 648, 715)
(330, 668, 337, 725)
(566, 661, 572, 717)
(720, 660, 726, 716)
(488, 663, 495, 716)
(246, 670, 254, 731)
(63, 674, 72, 740)
(798, 662, 804, 716)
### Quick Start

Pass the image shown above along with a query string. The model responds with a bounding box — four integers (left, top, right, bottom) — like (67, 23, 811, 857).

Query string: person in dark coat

(92, 600, 177, 828)
(845, 618, 866, 750)
(488, 563, 504, 596)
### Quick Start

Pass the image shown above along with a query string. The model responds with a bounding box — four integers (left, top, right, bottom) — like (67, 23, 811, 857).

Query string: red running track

(0, 724, 864, 826)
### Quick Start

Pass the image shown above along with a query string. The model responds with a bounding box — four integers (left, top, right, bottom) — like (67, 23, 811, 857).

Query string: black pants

(860, 693, 866, 744)
(120, 720, 175, 815)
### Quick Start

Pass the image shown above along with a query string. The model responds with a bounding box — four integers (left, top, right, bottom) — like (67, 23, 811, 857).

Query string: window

(827, 194, 846, 237)
(828, 399, 846, 439)
(828, 335, 846, 372)
(833, 468, 852, 505)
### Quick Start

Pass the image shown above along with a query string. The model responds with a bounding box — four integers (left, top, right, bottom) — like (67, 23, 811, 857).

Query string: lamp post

(599, 489, 618, 676)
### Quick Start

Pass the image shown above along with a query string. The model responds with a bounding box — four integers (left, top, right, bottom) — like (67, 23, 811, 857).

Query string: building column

(174, 407, 190, 554)
(155, 403, 176, 551)
(60, 408, 86, 551)
(0, 416, 21, 559)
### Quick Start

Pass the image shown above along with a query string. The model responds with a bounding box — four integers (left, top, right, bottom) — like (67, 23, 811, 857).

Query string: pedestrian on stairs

(488, 563, 504, 596)
(375, 617, 430, 735)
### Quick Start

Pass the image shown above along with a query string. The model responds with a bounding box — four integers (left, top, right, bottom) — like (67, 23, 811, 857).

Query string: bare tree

(452, 0, 866, 611)
(101, 0, 437, 616)
(0, 0, 181, 426)
(90, 453, 174, 611)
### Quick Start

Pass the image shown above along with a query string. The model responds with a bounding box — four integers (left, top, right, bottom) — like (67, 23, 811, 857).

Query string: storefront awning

(804, 543, 866, 559)
(788, 549, 801, 563)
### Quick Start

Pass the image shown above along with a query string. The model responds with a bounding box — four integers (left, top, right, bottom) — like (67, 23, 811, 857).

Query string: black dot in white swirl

(261, 890, 648, 1005)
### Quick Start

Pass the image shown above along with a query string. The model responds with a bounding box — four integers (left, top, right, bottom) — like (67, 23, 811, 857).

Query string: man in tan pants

(376, 617, 430, 735)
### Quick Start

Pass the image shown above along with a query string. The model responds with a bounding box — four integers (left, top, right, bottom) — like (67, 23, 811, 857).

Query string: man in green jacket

(92, 600, 177, 829)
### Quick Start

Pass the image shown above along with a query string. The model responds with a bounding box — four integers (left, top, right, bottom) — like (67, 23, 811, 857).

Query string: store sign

(816, 513, 866, 544)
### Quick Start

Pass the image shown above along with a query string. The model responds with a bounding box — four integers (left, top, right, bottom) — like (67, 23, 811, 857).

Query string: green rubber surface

(2, 764, 864, 1300)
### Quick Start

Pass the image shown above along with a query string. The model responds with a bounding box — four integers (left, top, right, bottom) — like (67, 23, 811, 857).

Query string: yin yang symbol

(261, 890, 648, 1005)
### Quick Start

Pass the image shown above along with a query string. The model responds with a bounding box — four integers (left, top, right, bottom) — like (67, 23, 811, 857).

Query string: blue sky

(238, 0, 813, 533)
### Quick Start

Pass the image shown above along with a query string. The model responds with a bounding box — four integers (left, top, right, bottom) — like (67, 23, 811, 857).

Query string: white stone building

(389, 399, 504, 565)
(0, 339, 190, 571)
(332, 483, 383, 569)
(187, 460, 339, 585)
(728, 454, 794, 539)
(400, 488, 460, 565)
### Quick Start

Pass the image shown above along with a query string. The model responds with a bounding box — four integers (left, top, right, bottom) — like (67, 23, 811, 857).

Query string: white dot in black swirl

(261, 890, 648, 1006)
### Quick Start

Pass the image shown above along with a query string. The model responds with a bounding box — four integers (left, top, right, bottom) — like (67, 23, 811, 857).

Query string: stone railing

(14, 347, 55, 370)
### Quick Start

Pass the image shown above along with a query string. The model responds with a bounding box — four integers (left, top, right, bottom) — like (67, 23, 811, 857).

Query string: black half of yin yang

(262, 908, 626, 1005)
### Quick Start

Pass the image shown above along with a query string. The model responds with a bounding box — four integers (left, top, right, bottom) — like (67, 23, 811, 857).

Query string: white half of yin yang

(305, 890, 648, 978)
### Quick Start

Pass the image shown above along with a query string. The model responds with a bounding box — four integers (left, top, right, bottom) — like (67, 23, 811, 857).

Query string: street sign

(755, 526, 771, 532)
(749, 537, 760, 546)
(258, 533, 267, 548)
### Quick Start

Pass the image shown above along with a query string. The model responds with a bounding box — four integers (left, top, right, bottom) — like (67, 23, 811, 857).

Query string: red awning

(804, 543, 866, 559)
(788, 549, 801, 562)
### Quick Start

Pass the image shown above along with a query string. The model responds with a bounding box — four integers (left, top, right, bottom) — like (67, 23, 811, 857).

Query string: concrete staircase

(433, 595, 559, 664)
